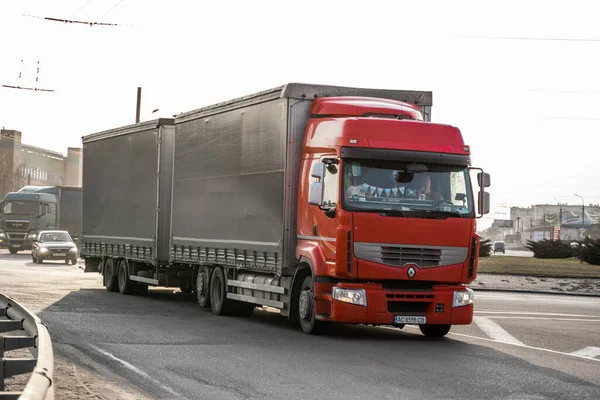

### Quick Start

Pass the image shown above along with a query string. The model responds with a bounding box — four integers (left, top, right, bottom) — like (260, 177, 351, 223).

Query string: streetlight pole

(575, 194, 585, 238)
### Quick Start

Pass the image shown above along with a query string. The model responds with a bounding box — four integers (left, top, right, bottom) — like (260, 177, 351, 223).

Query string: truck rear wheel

(419, 324, 451, 338)
(298, 275, 327, 334)
(196, 267, 211, 308)
(117, 259, 136, 295)
(103, 258, 118, 292)
(210, 267, 235, 316)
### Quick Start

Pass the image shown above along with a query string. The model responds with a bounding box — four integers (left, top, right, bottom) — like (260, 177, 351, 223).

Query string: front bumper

(315, 282, 473, 326)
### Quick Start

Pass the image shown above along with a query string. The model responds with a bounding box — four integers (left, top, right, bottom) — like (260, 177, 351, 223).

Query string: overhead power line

(23, 14, 127, 26)
(71, 0, 95, 18)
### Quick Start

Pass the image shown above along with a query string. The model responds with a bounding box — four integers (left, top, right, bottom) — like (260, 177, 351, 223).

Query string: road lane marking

(476, 310, 600, 318)
(487, 316, 600, 322)
(399, 326, 600, 363)
(473, 316, 525, 346)
(90, 344, 181, 398)
(475, 294, 598, 306)
(570, 347, 600, 358)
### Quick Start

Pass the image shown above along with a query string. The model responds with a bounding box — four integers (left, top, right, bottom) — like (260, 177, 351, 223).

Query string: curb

(470, 287, 600, 298)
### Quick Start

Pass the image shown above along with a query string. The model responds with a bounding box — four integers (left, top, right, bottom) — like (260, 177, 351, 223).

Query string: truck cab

(295, 97, 490, 335)
(0, 187, 59, 253)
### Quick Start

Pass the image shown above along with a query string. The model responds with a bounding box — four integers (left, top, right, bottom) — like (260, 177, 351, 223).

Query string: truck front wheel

(419, 324, 451, 338)
(298, 275, 327, 334)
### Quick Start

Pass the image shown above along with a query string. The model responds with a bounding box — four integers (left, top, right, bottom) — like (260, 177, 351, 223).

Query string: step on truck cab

(82, 83, 490, 337)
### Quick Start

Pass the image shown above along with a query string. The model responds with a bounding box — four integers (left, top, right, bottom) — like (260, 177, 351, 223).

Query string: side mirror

(309, 162, 326, 206)
(478, 191, 491, 215)
(477, 172, 491, 188)
(455, 193, 466, 202)
(311, 163, 325, 180)
(308, 182, 324, 206)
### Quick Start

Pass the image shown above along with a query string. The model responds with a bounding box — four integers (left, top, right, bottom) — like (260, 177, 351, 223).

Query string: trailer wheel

(117, 259, 136, 295)
(298, 275, 327, 334)
(196, 267, 211, 308)
(419, 324, 451, 338)
(210, 267, 234, 316)
(103, 258, 118, 292)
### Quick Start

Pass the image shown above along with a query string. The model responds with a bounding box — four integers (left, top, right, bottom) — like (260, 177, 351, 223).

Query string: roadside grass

(477, 256, 600, 279)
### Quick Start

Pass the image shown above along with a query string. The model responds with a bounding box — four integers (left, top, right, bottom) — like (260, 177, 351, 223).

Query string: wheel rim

(299, 289, 311, 320)
(197, 271, 205, 296)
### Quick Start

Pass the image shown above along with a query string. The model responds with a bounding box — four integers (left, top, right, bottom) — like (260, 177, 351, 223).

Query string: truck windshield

(2, 201, 37, 215)
(342, 159, 474, 217)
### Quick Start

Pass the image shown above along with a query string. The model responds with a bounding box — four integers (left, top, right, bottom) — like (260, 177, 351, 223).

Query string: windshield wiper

(379, 209, 464, 219)
(379, 210, 406, 217)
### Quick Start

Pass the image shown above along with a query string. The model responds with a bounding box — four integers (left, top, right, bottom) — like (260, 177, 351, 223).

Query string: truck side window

(321, 159, 339, 208)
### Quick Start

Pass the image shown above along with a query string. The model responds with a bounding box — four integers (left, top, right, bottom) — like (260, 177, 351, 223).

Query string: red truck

(82, 83, 490, 337)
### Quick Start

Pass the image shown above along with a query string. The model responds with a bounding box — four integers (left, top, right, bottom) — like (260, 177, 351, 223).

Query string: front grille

(354, 242, 468, 268)
(7, 233, 26, 240)
(382, 281, 433, 291)
(387, 301, 429, 313)
(5, 221, 30, 230)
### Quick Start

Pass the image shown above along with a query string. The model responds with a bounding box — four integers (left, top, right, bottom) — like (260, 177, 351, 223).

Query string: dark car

(493, 241, 506, 254)
(31, 230, 78, 264)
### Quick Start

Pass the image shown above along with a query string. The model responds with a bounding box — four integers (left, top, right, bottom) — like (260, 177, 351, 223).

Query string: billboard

(493, 219, 514, 228)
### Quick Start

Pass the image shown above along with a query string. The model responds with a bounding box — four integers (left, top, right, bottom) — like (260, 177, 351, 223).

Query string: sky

(1, 0, 599, 229)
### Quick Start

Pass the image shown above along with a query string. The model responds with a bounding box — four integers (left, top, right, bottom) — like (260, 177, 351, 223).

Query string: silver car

(31, 230, 78, 265)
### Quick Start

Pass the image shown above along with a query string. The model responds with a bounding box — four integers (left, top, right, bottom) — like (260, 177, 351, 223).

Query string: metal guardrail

(0, 294, 54, 400)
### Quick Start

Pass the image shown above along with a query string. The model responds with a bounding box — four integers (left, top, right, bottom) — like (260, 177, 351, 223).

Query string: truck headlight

(332, 287, 367, 306)
(69, 246, 78, 253)
(453, 288, 474, 308)
(0, 232, 5, 238)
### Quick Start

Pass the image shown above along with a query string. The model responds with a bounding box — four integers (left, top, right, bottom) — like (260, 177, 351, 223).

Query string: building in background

(509, 204, 600, 243)
(0, 129, 81, 198)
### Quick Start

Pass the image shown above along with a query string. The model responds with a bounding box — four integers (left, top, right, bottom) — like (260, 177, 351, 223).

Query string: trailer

(82, 83, 490, 336)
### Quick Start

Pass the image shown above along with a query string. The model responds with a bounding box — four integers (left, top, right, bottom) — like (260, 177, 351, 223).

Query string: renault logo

(407, 265, 417, 279)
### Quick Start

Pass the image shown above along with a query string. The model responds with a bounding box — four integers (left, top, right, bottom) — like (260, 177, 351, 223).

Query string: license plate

(54, 253, 66, 257)
(394, 315, 426, 325)
(13, 245, 21, 248)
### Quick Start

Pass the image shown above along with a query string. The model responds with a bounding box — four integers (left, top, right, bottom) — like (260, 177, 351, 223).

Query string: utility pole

(135, 87, 142, 123)
(575, 194, 585, 238)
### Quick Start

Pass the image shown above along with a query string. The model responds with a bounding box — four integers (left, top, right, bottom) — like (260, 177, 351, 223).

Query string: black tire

(298, 275, 327, 334)
(419, 324, 451, 338)
(31, 253, 35, 263)
(103, 258, 118, 292)
(117, 259, 136, 295)
(71, 258, 77, 265)
(9, 248, 18, 254)
(196, 267, 211, 308)
(210, 267, 235, 316)
(64, 259, 69, 264)
(36, 254, 43, 264)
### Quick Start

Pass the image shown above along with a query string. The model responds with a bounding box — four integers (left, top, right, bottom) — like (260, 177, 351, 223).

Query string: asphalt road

(1, 250, 599, 400)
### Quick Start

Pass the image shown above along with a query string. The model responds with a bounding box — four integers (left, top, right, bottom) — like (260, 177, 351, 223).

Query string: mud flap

(83, 258, 101, 273)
